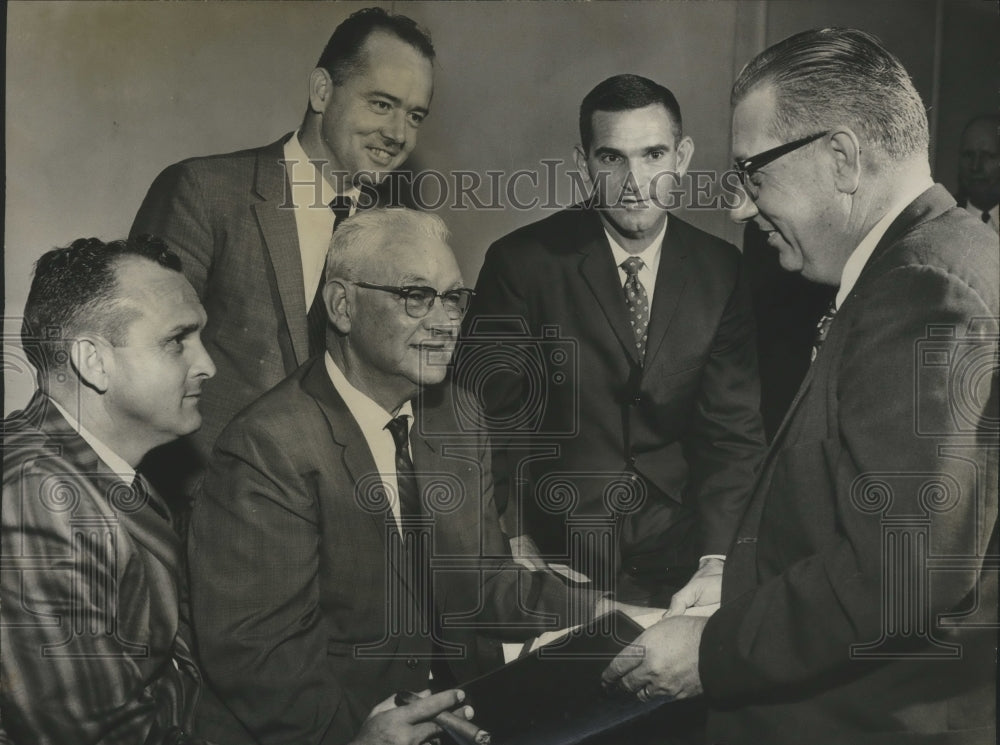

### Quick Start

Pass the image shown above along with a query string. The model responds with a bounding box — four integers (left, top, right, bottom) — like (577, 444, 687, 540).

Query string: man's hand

(352, 689, 472, 745)
(509, 533, 548, 571)
(665, 557, 723, 617)
(600, 615, 708, 702)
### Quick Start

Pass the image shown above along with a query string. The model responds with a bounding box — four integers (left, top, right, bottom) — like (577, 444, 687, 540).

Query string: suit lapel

(29, 394, 185, 653)
(576, 213, 643, 365)
(643, 218, 690, 367)
(253, 136, 310, 366)
(300, 359, 398, 545)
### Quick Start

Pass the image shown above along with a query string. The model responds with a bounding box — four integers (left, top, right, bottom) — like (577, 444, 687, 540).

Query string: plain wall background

(5, 0, 997, 413)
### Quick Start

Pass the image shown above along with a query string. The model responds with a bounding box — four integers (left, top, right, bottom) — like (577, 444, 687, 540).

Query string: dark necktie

(810, 301, 837, 363)
(622, 256, 650, 360)
(983, 210, 991, 224)
(132, 473, 171, 523)
(307, 196, 354, 357)
(385, 414, 421, 519)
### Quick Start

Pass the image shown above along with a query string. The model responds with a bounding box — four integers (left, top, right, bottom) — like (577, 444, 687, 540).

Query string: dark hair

(732, 27, 928, 162)
(22, 235, 181, 378)
(316, 7, 435, 86)
(579, 74, 683, 152)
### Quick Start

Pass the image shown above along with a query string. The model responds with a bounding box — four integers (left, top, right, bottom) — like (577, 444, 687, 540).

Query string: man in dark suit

(461, 74, 766, 606)
(130, 8, 436, 494)
(188, 209, 598, 745)
(956, 114, 999, 233)
(603, 28, 998, 745)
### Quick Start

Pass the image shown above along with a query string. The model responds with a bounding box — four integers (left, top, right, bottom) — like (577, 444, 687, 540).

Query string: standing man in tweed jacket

(130, 8, 436, 502)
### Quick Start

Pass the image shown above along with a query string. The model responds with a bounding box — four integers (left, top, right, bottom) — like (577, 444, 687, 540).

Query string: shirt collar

(47, 395, 135, 482)
(836, 182, 931, 309)
(324, 353, 413, 436)
(604, 217, 667, 275)
(284, 131, 360, 205)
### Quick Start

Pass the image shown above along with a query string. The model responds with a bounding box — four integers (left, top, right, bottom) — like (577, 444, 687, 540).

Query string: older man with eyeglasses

(603, 27, 998, 745)
(187, 208, 601, 745)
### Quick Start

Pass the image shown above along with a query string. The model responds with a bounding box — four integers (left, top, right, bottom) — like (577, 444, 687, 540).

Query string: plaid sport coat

(1, 393, 204, 745)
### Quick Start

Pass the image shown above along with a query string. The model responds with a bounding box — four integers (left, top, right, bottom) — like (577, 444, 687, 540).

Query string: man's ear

(324, 278, 352, 334)
(573, 145, 594, 189)
(70, 337, 110, 394)
(308, 67, 333, 114)
(674, 135, 695, 177)
(828, 128, 862, 195)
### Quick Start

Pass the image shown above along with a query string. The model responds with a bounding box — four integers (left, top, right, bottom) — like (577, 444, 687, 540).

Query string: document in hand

(453, 612, 672, 745)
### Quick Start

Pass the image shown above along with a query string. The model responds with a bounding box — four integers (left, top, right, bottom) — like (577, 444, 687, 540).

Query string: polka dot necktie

(621, 256, 650, 360)
(810, 301, 837, 363)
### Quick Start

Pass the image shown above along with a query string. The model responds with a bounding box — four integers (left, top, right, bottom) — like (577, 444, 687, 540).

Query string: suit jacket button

(406, 657, 419, 669)
(627, 564, 640, 576)
(631, 395, 642, 406)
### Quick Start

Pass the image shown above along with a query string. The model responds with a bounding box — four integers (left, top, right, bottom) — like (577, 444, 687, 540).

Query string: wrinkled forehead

(114, 257, 204, 322)
(589, 104, 679, 149)
(365, 234, 462, 286)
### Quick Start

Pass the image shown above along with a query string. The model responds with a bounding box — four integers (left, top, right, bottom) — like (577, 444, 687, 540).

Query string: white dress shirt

(836, 181, 933, 310)
(282, 133, 358, 306)
(49, 396, 134, 483)
(605, 219, 667, 305)
(324, 353, 411, 532)
(963, 201, 999, 235)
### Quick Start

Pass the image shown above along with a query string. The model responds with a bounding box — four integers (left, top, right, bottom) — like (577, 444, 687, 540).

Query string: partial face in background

(576, 104, 693, 245)
(314, 31, 433, 185)
(958, 118, 1000, 210)
(103, 258, 216, 449)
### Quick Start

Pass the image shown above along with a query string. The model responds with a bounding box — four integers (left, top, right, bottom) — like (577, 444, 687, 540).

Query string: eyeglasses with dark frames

(733, 131, 830, 187)
(352, 281, 475, 319)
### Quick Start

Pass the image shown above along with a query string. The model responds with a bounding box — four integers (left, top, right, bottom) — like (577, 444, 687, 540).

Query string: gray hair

(732, 27, 928, 163)
(325, 207, 451, 280)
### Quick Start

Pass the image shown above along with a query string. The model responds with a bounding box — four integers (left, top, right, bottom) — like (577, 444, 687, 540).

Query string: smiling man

(603, 28, 998, 745)
(462, 74, 765, 608)
(130, 7, 436, 507)
(188, 209, 595, 745)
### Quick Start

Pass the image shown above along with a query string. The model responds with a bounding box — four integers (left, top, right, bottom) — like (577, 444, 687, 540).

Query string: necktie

(307, 196, 354, 357)
(132, 473, 171, 523)
(385, 414, 431, 635)
(983, 211, 991, 224)
(621, 256, 650, 360)
(385, 414, 421, 519)
(810, 301, 837, 363)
